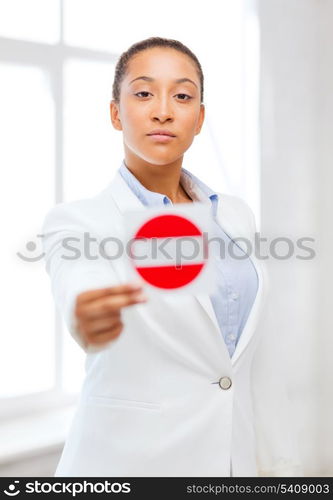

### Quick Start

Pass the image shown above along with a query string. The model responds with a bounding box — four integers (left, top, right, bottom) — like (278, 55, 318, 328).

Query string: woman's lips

(147, 134, 175, 143)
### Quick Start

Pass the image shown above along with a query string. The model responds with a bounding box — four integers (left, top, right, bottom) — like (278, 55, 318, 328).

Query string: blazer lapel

(107, 170, 147, 213)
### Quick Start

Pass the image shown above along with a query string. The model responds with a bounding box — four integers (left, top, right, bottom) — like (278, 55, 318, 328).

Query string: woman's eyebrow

(129, 76, 197, 88)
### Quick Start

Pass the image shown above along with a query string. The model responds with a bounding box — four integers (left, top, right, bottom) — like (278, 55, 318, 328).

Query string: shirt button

(219, 376, 232, 390)
(231, 292, 238, 300)
(228, 333, 236, 341)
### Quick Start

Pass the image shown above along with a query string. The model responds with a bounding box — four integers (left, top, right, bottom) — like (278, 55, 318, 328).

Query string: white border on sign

(122, 202, 218, 297)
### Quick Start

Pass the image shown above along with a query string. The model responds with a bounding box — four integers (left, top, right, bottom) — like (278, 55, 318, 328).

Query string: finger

(81, 314, 121, 335)
(85, 321, 124, 346)
(77, 291, 147, 320)
(77, 282, 143, 305)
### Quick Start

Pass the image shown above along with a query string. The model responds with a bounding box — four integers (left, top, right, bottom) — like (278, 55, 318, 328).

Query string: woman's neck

(123, 154, 192, 204)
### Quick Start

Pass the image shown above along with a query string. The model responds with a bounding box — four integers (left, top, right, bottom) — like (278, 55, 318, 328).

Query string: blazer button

(219, 376, 232, 390)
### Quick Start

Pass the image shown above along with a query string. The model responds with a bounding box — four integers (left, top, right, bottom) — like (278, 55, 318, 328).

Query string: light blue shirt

(118, 160, 258, 358)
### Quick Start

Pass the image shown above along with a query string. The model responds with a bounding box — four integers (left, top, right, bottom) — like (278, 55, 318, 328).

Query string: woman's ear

(110, 100, 123, 131)
(195, 103, 205, 135)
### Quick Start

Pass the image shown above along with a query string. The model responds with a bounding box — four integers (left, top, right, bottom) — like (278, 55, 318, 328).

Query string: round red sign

(129, 213, 207, 289)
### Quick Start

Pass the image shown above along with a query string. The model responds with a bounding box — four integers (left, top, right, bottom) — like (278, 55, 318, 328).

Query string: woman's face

(110, 47, 205, 166)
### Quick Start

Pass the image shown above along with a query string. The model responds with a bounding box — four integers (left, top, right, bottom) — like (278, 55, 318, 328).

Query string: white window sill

(0, 405, 76, 465)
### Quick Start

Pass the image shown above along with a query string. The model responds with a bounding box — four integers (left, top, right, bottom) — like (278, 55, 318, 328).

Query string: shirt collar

(180, 166, 219, 217)
(118, 159, 219, 217)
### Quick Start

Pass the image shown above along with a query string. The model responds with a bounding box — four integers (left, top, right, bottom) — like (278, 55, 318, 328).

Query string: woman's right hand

(74, 282, 147, 348)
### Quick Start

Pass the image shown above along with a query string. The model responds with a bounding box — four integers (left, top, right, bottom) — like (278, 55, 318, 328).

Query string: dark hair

(112, 36, 204, 104)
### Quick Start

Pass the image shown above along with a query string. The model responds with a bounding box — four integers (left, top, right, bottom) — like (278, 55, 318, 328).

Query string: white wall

(258, 0, 333, 476)
(317, 0, 333, 475)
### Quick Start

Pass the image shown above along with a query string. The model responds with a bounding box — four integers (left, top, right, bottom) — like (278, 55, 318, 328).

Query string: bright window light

(63, 59, 123, 201)
(0, 63, 55, 397)
(0, 0, 60, 44)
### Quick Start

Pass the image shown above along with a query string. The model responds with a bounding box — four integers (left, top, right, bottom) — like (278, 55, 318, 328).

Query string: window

(0, 0, 259, 416)
(0, 63, 55, 400)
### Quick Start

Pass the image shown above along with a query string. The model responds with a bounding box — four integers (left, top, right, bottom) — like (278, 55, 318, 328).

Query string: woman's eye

(135, 91, 151, 98)
(176, 94, 192, 100)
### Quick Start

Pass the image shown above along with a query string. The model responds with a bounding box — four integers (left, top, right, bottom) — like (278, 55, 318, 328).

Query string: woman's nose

(150, 97, 174, 122)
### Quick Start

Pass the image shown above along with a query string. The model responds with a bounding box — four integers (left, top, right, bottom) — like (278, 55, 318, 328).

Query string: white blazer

(42, 169, 302, 477)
